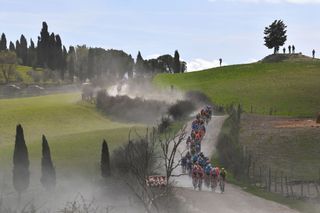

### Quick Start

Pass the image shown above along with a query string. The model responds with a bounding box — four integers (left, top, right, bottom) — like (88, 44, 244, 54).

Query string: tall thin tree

(61, 45, 67, 80)
(13, 124, 30, 196)
(9, 41, 15, 52)
(173, 50, 181, 73)
(37, 22, 50, 66)
(67, 46, 76, 81)
(101, 139, 111, 178)
(135, 51, 145, 76)
(15, 40, 21, 61)
(41, 135, 56, 190)
(27, 39, 37, 68)
(0, 33, 7, 51)
(20, 35, 28, 65)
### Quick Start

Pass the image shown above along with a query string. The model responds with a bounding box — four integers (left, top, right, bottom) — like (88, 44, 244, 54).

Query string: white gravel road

(173, 115, 299, 213)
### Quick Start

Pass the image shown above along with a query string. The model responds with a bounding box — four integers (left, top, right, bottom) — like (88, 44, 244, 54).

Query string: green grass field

(154, 60, 320, 117)
(0, 93, 145, 177)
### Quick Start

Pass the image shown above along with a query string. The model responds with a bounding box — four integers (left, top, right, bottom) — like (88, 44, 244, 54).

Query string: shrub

(185, 90, 211, 106)
(158, 116, 172, 133)
(168, 100, 195, 120)
(96, 90, 169, 124)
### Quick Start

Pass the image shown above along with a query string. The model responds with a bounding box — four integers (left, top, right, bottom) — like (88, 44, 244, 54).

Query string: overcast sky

(1, 0, 319, 71)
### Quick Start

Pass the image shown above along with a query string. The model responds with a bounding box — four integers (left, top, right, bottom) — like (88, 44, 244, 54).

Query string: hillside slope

(0, 93, 144, 176)
(154, 58, 320, 117)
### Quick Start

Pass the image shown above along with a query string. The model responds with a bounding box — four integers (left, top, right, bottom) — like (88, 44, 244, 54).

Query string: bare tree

(111, 127, 187, 213)
(112, 129, 161, 213)
(159, 125, 187, 184)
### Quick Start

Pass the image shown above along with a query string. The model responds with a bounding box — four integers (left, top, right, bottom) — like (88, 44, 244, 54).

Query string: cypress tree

(38, 22, 50, 67)
(15, 40, 21, 61)
(67, 46, 76, 81)
(127, 54, 134, 79)
(48, 33, 56, 69)
(20, 35, 28, 65)
(135, 51, 145, 76)
(101, 140, 111, 178)
(61, 45, 67, 80)
(27, 39, 37, 67)
(55, 34, 63, 70)
(0, 33, 7, 51)
(13, 124, 30, 195)
(173, 50, 181, 73)
(87, 48, 95, 79)
(9, 41, 15, 52)
(40, 135, 56, 190)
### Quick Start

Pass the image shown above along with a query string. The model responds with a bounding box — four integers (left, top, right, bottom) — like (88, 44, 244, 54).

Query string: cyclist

(219, 168, 227, 193)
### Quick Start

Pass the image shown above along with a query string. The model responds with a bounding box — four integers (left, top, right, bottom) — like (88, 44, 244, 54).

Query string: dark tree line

(1, 22, 186, 83)
(135, 50, 186, 76)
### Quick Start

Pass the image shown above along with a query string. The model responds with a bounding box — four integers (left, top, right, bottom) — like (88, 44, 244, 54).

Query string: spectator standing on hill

(312, 49, 316, 58)
(283, 47, 286, 54)
(288, 45, 291, 54)
(292, 45, 295, 54)
(219, 58, 222, 67)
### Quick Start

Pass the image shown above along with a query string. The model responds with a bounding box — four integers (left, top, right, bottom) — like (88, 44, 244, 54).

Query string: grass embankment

(227, 175, 320, 213)
(0, 93, 145, 177)
(240, 114, 320, 181)
(154, 60, 320, 117)
(213, 113, 320, 213)
(0, 65, 43, 84)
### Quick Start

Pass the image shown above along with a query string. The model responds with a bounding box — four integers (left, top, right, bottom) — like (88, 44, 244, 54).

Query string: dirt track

(174, 115, 299, 213)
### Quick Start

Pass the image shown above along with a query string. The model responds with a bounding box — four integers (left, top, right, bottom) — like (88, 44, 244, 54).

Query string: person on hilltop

(288, 45, 291, 54)
(292, 45, 295, 54)
(312, 49, 316, 59)
(219, 58, 222, 66)
(283, 47, 286, 54)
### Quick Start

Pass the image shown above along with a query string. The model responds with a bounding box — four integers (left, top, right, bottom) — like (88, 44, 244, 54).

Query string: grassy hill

(0, 93, 145, 177)
(154, 56, 320, 117)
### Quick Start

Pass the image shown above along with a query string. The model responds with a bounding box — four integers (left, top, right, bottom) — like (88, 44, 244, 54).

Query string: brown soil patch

(273, 119, 320, 128)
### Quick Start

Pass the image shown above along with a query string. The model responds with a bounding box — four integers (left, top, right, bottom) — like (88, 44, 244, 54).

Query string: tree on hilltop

(173, 50, 181, 73)
(0, 33, 7, 51)
(264, 20, 287, 54)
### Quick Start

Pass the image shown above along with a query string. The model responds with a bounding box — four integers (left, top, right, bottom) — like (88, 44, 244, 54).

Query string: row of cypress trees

(13, 124, 56, 196)
(13, 124, 111, 196)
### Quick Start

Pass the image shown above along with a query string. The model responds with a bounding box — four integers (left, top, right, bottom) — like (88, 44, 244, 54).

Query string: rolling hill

(154, 55, 320, 117)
